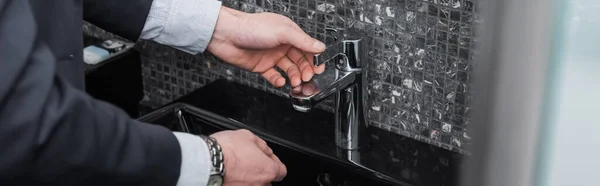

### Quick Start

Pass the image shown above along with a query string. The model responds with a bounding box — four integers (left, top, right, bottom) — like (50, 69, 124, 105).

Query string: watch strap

(199, 135, 225, 177)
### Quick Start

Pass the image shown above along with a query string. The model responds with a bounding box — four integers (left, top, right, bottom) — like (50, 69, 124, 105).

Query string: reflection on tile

(86, 0, 479, 154)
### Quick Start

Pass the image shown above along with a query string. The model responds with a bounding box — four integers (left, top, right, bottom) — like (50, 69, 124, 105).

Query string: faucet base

(335, 142, 361, 150)
(334, 83, 368, 150)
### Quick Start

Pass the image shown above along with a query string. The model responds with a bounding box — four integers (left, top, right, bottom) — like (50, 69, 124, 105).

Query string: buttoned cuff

(172, 132, 212, 186)
(141, 0, 222, 54)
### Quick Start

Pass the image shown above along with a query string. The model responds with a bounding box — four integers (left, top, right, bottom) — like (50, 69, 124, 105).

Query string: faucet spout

(289, 27, 369, 150)
(290, 55, 357, 112)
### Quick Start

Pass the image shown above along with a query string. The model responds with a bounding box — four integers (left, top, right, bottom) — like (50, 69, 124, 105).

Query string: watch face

(208, 175, 223, 186)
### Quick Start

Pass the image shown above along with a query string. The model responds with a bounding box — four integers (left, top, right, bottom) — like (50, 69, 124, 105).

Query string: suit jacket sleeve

(0, 0, 181, 185)
(83, 0, 153, 41)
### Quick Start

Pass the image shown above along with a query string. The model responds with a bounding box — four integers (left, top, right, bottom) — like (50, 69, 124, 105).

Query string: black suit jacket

(0, 0, 182, 185)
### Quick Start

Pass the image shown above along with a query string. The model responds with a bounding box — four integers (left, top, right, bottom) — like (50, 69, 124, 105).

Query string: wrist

(199, 135, 225, 186)
(171, 132, 214, 186)
(207, 6, 242, 53)
(210, 134, 232, 172)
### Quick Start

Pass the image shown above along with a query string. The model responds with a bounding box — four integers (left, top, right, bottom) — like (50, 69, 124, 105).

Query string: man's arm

(138, 0, 224, 185)
(139, 0, 222, 54)
(0, 0, 181, 185)
(84, 0, 223, 185)
(83, 0, 222, 54)
(83, 0, 154, 41)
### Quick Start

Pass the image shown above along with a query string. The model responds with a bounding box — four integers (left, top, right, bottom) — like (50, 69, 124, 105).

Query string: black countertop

(172, 79, 463, 186)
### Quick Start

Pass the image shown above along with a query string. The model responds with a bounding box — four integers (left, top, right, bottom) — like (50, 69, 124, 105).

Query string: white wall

(537, 0, 600, 185)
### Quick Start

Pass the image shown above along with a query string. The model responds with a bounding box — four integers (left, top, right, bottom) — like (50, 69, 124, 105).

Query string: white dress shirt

(139, 0, 223, 185)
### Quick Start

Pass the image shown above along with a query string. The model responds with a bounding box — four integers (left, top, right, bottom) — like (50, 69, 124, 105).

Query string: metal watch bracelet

(199, 135, 225, 177)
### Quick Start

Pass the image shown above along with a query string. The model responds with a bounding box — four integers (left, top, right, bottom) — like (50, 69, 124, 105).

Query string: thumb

(279, 27, 326, 53)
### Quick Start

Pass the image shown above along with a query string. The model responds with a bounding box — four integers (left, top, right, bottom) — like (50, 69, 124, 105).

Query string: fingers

(255, 137, 274, 156)
(305, 56, 325, 75)
(216, 129, 286, 185)
(290, 48, 325, 82)
(282, 20, 326, 75)
(297, 58, 315, 82)
(262, 155, 286, 183)
(278, 27, 326, 54)
(255, 137, 286, 183)
(251, 134, 286, 182)
(296, 80, 317, 96)
(260, 68, 286, 87)
(276, 57, 302, 87)
(286, 47, 306, 64)
(291, 80, 318, 96)
(314, 64, 326, 74)
(271, 155, 287, 181)
(299, 52, 325, 75)
(286, 47, 327, 78)
(286, 48, 312, 83)
(239, 129, 275, 156)
(292, 86, 302, 94)
(301, 81, 317, 96)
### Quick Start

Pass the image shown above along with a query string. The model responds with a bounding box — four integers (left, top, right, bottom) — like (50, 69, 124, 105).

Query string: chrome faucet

(290, 28, 369, 150)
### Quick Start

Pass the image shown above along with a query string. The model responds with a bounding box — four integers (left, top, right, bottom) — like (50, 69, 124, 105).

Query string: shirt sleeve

(140, 0, 222, 54)
(141, 0, 221, 185)
(172, 132, 212, 186)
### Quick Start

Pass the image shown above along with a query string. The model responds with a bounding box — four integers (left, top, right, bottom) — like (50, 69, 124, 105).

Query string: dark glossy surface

(161, 79, 463, 186)
(140, 103, 398, 186)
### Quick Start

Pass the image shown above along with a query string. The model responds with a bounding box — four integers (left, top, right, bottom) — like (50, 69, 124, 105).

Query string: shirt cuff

(140, 0, 222, 54)
(172, 132, 212, 186)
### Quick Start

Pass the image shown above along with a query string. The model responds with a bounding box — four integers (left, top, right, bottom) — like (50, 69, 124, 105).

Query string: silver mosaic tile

(102, 0, 480, 154)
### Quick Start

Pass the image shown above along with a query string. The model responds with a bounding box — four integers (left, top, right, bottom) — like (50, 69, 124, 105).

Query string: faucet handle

(325, 27, 343, 40)
(291, 27, 370, 112)
(313, 27, 368, 71)
(313, 41, 345, 67)
(313, 27, 344, 67)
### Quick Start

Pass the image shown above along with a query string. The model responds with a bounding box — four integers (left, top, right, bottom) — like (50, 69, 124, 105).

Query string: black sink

(139, 103, 401, 186)
(139, 79, 463, 186)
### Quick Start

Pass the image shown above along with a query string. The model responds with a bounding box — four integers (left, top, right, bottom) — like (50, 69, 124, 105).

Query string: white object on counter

(83, 45, 110, 65)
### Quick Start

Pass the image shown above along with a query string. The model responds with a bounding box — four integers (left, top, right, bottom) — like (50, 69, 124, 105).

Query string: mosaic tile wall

(86, 0, 478, 154)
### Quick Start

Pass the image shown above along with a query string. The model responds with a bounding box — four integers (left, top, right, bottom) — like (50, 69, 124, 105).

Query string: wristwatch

(199, 135, 225, 186)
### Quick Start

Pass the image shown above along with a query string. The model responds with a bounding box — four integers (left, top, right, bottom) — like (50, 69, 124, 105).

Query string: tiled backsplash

(85, 0, 478, 154)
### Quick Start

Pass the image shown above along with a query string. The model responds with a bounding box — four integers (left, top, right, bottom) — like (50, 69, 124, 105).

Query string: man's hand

(210, 129, 286, 185)
(207, 7, 327, 88)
